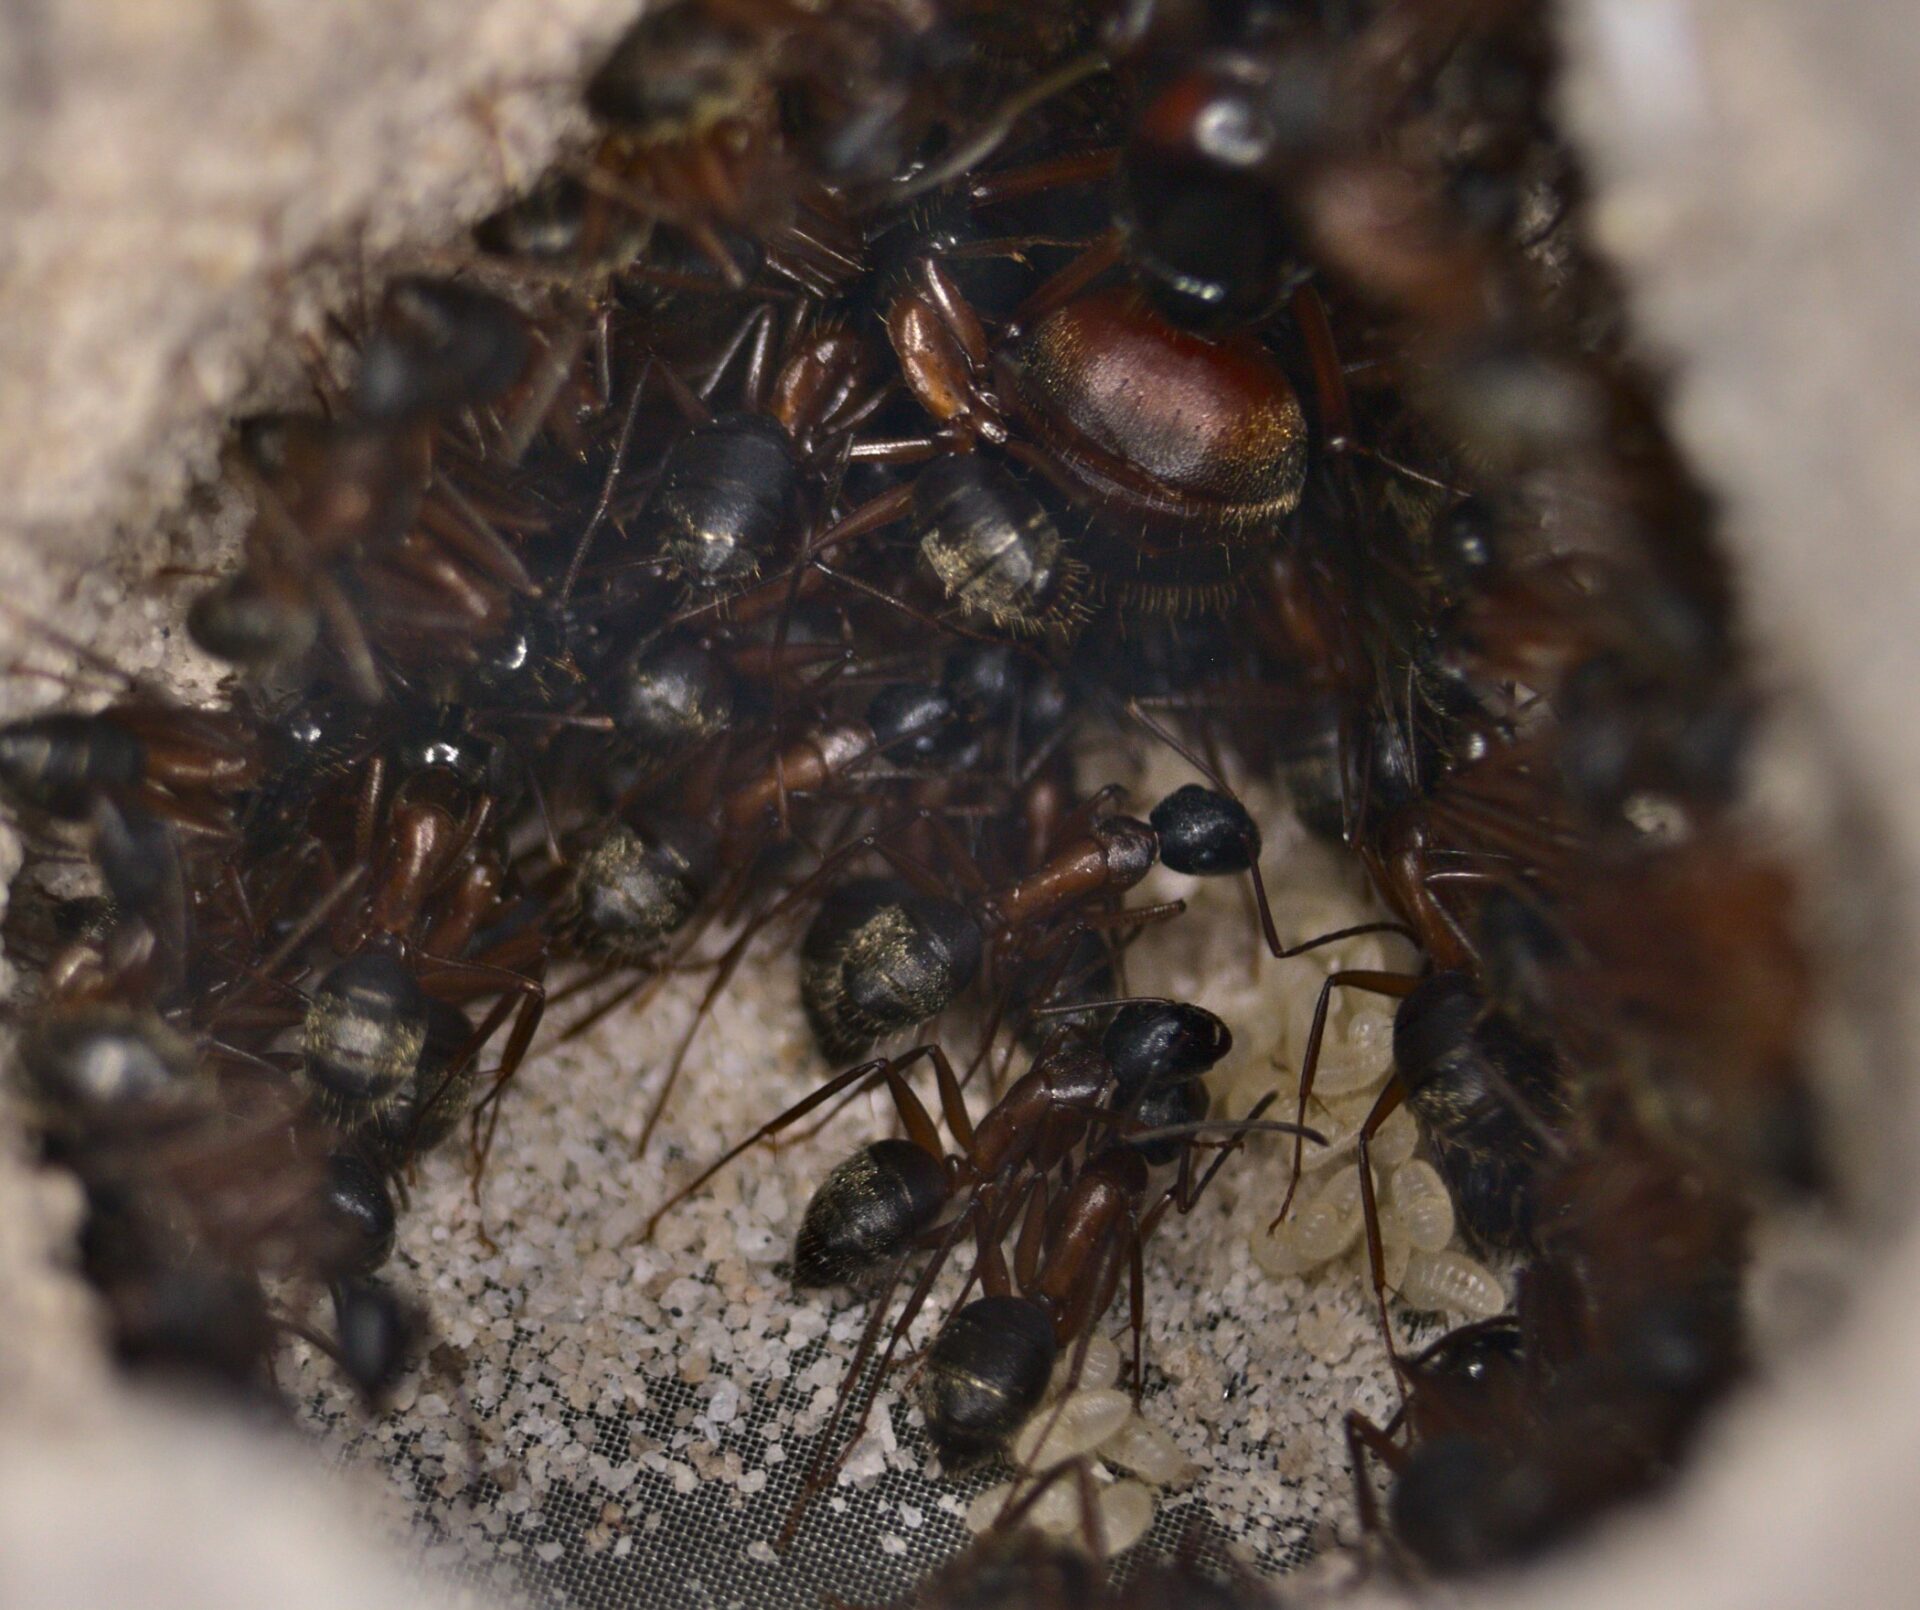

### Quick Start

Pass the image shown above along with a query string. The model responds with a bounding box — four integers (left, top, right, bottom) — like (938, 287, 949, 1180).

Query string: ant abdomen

(1393, 971, 1564, 1251)
(330, 1276, 414, 1399)
(609, 639, 735, 751)
(800, 877, 983, 1061)
(0, 712, 145, 820)
(920, 1294, 1058, 1465)
(792, 1137, 948, 1288)
(301, 954, 431, 1122)
(912, 455, 1083, 638)
(998, 288, 1308, 597)
(866, 681, 967, 766)
(646, 413, 798, 588)
(186, 571, 320, 670)
(564, 818, 717, 962)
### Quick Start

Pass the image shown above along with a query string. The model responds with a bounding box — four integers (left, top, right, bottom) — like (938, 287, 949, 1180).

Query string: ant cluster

(0, 0, 1829, 1599)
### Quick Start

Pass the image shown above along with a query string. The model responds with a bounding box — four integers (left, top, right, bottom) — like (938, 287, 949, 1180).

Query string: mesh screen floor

(288, 785, 1435, 1609)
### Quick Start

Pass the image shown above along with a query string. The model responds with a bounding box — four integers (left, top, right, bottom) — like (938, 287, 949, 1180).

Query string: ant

(187, 278, 542, 699)
(1355, 1115, 1748, 1575)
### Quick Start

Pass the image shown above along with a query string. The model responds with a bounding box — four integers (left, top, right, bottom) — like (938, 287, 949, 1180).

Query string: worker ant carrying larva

(635, 1000, 1319, 1543)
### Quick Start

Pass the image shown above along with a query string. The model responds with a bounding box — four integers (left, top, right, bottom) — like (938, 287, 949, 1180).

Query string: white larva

(1250, 1220, 1321, 1279)
(1280, 1164, 1365, 1263)
(1399, 1247, 1506, 1319)
(1368, 1101, 1419, 1170)
(1047, 1332, 1120, 1398)
(1099, 1413, 1196, 1486)
(1377, 1219, 1412, 1290)
(1095, 1480, 1156, 1554)
(1013, 1389, 1132, 1470)
(964, 1481, 1017, 1536)
(1389, 1159, 1456, 1251)
(1291, 1088, 1377, 1173)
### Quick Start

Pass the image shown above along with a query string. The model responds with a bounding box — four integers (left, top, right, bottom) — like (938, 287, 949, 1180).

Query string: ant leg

(968, 147, 1119, 208)
(308, 568, 384, 703)
(559, 354, 653, 603)
(844, 434, 946, 465)
(692, 303, 778, 406)
(776, 1000, 985, 1154)
(1126, 1224, 1147, 1404)
(892, 51, 1112, 201)
(501, 313, 590, 464)
(1345, 1409, 1408, 1538)
(1274, 970, 1419, 1225)
(1355, 1079, 1409, 1373)
(1012, 1173, 1051, 1294)
(1008, 229, 1125, 329)
(636, 1055, 892, 1240)
(426, 479, 536, 595)
(781, 1196, 984, 1545)
(652, 357, 714, 428)
(1071, 900, 1188, 933)
(1291, 282, 1355, 454)
(777, 1252, 910, 1550)
(412, 953, 547, 1184)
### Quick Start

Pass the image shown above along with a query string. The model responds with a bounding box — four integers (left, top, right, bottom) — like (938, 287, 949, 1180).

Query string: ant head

(1150, 782, 1260, 876)
(1102, 999, 1232, 1100)
(19, 1002, 199, 1120)
(187, 571, 319, 670)
(354, 278, 530, 425)
(866, 680, 967, 765)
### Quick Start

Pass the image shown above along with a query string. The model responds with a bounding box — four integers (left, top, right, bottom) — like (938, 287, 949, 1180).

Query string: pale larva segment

(1047, 1332, 1120, 1399)
(1399, 1247, 1506, 1319)
(1283, 1163, 1365, 1261)
(964, 1481, 1018, 1535)
(1013, 1388, 1132, 1470)
(1389, 1159, 1455, 1251)
(967, 1476, 1089, 1540)
(1294, 1088, 1379, 1174)
(1253, 1166, 1363, 1277)
(1376, 1215, 1412, 1290)
(1028, 1474, 1099, 1541)
(1096, 1480, 1156, 1554)
(1099, 1413, 1196, 1486)
(1368, 1101, 1418, 1169)
(1302, 999, 1396, 1100)
(1251, 1220, 1322, 1279)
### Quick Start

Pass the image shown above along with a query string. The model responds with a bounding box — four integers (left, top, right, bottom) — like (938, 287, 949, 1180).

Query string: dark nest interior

(0, 3, 1872, 1608)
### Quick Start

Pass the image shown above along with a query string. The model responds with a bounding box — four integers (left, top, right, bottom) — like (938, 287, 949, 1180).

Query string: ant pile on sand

(0, 1, 1838, 1604)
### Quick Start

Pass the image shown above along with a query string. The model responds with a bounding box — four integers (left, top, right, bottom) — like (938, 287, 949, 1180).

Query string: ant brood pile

(0, 1, 1838, 1604)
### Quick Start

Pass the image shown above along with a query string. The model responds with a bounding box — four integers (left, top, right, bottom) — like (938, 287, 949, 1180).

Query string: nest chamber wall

(2, 1, 1918, 1607)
